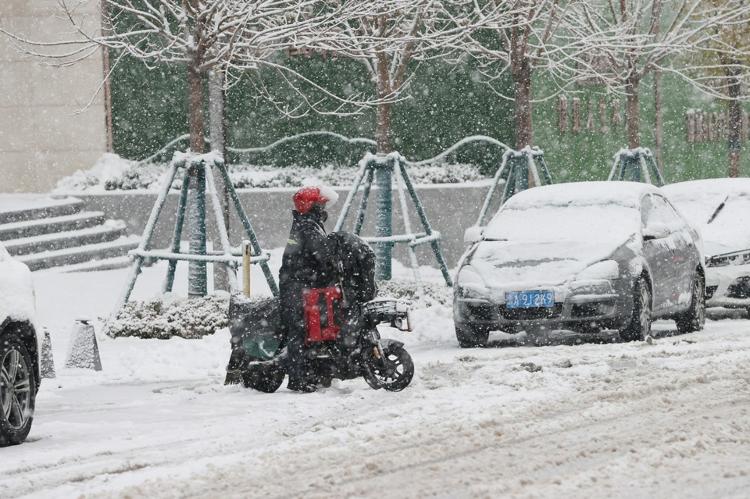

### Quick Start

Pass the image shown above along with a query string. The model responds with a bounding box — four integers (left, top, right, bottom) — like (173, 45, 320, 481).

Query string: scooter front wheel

(242, 364, 285, 393)
(362, 343, 414, 392)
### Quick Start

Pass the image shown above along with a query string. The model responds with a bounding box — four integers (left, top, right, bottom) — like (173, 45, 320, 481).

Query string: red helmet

(293, 186, 339, 214)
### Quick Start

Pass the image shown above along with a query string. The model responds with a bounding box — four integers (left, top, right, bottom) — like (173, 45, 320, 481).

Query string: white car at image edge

(0, 242, 39, 445)
(663, 178, 750, 314)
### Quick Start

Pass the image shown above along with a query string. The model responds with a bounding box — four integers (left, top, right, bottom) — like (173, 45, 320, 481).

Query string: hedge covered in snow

(54, 154, 487, 193)
(109, 293, 229, 339)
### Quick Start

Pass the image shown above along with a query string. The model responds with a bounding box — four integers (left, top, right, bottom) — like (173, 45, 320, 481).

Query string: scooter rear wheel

(242, 364, 285, 393)
(362, 344, 414, 392)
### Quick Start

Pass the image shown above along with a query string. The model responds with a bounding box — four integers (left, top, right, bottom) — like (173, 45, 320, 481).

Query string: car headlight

(570, 281, 614, 295)
(456, 266, 489, 299)
(707, 250, 750, 268)
(575, 260, 619, 280)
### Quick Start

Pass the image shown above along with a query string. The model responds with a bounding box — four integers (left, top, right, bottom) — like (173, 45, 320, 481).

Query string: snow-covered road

(2, 265, 749, 498)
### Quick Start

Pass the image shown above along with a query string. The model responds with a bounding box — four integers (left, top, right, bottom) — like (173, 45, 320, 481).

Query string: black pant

(279, 281, 310, 385)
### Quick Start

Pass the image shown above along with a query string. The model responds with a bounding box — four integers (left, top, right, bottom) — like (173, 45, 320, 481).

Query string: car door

(641, 194, 679, 314)
(656, 195, 699, 310)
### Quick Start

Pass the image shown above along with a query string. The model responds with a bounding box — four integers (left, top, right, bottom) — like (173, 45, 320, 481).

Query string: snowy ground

(2, 257, 750, 499)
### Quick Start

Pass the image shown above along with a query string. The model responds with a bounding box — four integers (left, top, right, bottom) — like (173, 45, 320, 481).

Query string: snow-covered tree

(2, 0, 363, 153)
(309, 0, 493, 153)
(695, 0, 750, 177)
(568, 0, 750, 149)
(467, 0, 598, 151)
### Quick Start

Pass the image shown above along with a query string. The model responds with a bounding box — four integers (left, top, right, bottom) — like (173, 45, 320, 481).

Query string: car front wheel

(676, 273, 706, 334)
(620, 278, 652, 342)
(0, 334, 36, 446)
(455, 323, 489, 348)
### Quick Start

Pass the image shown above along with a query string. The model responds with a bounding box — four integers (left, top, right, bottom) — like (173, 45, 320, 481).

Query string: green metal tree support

(608, 148, 665, 186)
(104, 153, 278, 336)
(334, 153, 453, 287)
(474, 147, 553, 227)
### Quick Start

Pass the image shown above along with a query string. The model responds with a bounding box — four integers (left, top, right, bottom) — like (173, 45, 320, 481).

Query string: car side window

(642, 194, 683, 230)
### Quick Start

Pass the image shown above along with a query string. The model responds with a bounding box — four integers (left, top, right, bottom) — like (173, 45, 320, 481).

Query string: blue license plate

(505, 290, 555, 309)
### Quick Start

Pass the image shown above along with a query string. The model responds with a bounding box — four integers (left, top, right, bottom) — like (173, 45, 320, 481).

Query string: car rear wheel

(455, 323, 489, 348)
(0, 334, 36, 446)
(620, 278, 652, 342)
(676, 273, 706, 334)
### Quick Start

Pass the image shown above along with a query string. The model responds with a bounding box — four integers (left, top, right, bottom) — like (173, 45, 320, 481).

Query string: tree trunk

(625, 78, 641, 149)
(376, 101, 393, 154)
(726, 66, 742, 178)
(513, 62, 533, 151)
(653, 69, 663, 168)
(188, 63, 205, 153)
(209, 69, 230, 291)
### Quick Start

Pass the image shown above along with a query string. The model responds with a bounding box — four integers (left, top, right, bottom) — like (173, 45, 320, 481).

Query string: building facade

(1, 0, 108, 193)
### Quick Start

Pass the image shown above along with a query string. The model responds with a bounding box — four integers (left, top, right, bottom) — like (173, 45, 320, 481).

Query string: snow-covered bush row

(54, 154, 487, 193)
(109, 293, 229, 339)
(377, 280, 451, 309)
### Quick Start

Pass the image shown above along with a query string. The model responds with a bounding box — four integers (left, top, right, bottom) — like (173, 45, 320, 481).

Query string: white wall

(0, 0, 107, 193)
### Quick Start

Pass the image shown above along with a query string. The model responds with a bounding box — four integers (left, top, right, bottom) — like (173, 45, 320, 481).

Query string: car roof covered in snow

(504, 181, 658, 209)
(661, 177, 750, 200)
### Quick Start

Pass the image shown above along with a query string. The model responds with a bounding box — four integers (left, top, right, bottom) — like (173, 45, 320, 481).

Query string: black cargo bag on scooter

(327, 231, 377, 304)
(224, 295, 285, 390)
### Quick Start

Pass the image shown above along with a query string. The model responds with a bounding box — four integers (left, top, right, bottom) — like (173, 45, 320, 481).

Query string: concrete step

(4, 222, 128, 257)
(18, 236, 141, 271)
(0, 196, 84, 225)
(0, 211, 106, 241)
(60, 256, 133, 273)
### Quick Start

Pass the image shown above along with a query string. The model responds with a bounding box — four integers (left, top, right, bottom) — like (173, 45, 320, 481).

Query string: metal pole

(353, 167, 374, 235)
(188, 160, 208, 297)
(397, 160, 453, 287)
(216, 161, 279, 296)
(106, 158, 181, 335)
(476, 151, 510, 227)
(242, 240, 252, 297)
(373, 156, 394, 281)
(394, 157, 421, 285)
(163, 172, 191, 293)
(334, 158, 369, 232)
(206, 163, 238, 292)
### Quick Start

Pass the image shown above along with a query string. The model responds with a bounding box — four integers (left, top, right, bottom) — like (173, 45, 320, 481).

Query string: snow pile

(55, 159, 487, 192)
(54, 153, 161, 192)
(109, 293, 230, 339)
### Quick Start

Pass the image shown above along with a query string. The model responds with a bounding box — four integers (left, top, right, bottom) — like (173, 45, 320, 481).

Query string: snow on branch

(566, 0, 750, 100)
(0, 0, 399, 116)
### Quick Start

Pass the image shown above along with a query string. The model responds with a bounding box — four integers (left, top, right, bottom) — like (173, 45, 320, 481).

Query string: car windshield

(669, 193, 750, 254)
(483, 200, 640, 243)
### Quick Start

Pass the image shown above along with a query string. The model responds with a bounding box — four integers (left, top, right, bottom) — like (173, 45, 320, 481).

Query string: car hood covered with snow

(468, 237, 629, 290)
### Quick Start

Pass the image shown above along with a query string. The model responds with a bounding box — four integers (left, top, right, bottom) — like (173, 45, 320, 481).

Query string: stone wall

(0, 0, 107, 193)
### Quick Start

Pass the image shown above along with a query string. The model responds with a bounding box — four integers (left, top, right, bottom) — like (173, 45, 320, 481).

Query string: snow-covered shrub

(55, 158, 487, 193)
(377, 280, 451, 309)
(109, 294, 229, 339)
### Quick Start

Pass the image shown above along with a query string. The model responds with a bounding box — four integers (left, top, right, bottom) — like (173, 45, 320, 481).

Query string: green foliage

(111, 52, 513, 169)
(534, 74, 749, 183)
(110, 51, 746, 180)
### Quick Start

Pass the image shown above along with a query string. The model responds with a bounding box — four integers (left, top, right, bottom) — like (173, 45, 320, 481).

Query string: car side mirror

(643, 223, 670, 241)
(464, 226, 484, 244)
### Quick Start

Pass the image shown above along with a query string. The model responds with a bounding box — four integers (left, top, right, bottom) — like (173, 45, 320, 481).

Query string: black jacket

(279, 210, 338, 289)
